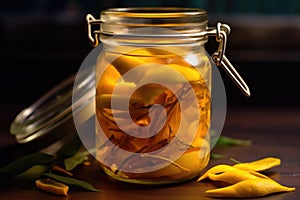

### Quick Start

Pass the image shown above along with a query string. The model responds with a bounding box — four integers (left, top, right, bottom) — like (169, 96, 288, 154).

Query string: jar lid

(9, 67, 95, 150)
(86, 7, 209, 47)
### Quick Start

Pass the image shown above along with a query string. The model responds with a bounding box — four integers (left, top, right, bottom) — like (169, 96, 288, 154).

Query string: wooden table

(0, 105, 300, 200)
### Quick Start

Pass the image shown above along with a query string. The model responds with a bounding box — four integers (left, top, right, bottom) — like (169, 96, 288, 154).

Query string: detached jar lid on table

(9, 66, 95, 152)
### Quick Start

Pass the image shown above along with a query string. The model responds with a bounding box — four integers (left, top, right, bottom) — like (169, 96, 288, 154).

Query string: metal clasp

(205, 23, 251, 97)
(86, 14, 101, 47)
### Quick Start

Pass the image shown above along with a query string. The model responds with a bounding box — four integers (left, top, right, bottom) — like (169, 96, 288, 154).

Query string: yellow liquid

(95, 48, 211, 184)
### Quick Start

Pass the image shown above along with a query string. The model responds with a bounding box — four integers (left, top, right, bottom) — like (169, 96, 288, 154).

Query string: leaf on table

(0, 152, 54, 176)
(210, 132, 252, 159)
(215, 136, 252, 147)
(15, 165, 49, 181)
(210, 153, 225, 159)
(64, 151, 90, 171)
(44, 173, 100, 192)
(56, 136, 83, 159)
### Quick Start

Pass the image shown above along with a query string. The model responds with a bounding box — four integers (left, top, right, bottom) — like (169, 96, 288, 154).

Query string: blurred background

(1, 0, 300, 108)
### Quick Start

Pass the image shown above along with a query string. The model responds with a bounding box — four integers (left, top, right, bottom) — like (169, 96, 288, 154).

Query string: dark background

(1, 0, 300, 108)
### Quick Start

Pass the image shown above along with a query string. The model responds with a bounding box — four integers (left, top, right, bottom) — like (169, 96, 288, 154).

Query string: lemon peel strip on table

(197, 164, 235, 182)
(205, 179, 295, 198)
(36, 178, 69, 196)
(197, 157, 296, 198)
(233, 157, 281, 171)
(197, 157, 281, 182)
(207, 168, 271, 185)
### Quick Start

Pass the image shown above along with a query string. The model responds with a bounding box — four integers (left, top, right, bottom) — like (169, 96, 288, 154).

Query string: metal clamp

(86, 14, 101, 47)
(205, 23, 251, 97)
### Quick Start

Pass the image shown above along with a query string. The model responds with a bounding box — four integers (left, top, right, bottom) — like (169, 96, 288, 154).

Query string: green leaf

(215, 136, 252, 147)
(230, 157, 242, 164)
(56, 136, 83, 159)
(44, 173, 99, 192)
(15, 165, 49, 181)
(64, 152, 89, 171)
(210, 153, 225, 159)
(0, 152, 54, 175)
(64, 148, 96, 171)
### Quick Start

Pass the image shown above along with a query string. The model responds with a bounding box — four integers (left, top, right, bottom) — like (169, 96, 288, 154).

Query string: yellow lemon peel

(205, 179, 295, 198)
(36, 178, 69, 196)
(198, 157, 295, 198)
(197, 165, 235, 182)
(207, 168, 271, 184)
(233, 157, 281, 171)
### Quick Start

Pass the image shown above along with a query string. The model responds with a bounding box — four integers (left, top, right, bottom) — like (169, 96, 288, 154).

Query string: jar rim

(99, 7, 209, 44)
(101, 7, 207, 18)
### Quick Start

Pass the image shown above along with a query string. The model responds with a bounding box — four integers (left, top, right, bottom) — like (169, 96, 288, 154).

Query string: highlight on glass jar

(73, 7, 250, 185)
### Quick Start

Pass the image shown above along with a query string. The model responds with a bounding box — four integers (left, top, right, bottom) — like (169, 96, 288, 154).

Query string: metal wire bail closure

(86, 14, 250, 97)
(207, 22, 251, 97)
(86, 14, 101, 47)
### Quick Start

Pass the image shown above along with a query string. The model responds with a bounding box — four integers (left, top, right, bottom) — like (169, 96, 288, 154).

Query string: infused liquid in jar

(93, 8, 212, 184)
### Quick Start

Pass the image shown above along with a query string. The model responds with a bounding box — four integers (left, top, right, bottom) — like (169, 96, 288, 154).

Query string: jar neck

(99, 7, 209, 46)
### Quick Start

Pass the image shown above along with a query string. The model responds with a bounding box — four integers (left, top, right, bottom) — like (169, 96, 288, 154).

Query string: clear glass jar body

(95, 8, 212, 184)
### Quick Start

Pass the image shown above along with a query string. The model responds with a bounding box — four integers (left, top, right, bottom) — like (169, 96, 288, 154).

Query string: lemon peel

(205, 179, 295, 198)
(233, 157, 281, 172)
(207, 168, 271, 184)
(198, 157, 295, 198)
(36, 178, 69, 196)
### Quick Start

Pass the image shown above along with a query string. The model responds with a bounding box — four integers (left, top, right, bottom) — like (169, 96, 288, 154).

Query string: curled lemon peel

(198, 157, 295, 198)
(233, 157, 281, 171)
(207, 168, 271, 185)
(36, 178, 69, 196)
(197, 165, 235, 182)
(205, 179, 295, 198)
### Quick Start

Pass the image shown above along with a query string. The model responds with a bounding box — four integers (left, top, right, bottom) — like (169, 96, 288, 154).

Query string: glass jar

(86, 7, 250, 184)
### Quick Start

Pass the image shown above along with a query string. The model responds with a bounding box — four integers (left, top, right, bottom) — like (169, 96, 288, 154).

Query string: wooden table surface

(0, 105, 300, 200)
